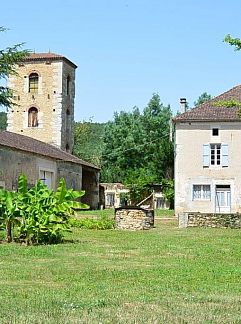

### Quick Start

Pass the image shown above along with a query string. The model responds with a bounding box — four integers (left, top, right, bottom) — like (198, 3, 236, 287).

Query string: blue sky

(1, 0, 241, 122)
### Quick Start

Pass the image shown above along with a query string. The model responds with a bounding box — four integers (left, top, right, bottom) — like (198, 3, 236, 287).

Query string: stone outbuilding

(0, 131, 100, 209)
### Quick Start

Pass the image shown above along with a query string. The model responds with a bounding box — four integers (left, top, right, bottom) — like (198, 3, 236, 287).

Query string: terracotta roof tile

(22, 52, 77, 68)
(0, 131, 99, 170)
(173, 85, 241, 122)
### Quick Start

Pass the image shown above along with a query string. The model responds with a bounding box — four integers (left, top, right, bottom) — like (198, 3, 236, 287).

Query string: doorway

(215, 185, 231, 213)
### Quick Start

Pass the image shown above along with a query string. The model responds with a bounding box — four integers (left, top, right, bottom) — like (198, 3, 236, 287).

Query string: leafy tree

(0, 111, 7, 130)
(224, 34, 241, 50)
(73, 120, 105, 167)
(101, 94, 173, 203)
(0, 27, 29, 108)
(194, 92, 212, 107)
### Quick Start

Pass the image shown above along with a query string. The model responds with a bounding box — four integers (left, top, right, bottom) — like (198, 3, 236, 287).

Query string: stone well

(115, 206, 154, 230)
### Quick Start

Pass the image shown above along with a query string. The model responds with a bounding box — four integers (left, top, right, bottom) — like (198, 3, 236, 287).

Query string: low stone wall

(115, 207, 154, 230)
(179, 212, 241, 228)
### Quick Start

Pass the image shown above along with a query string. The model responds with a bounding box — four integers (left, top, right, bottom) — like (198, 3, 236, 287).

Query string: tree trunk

(6, 221, 12, 243)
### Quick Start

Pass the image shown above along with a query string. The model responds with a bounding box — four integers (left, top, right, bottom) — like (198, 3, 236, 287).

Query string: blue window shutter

(221, 144, 228, 167)
(203, 144, 210, 167)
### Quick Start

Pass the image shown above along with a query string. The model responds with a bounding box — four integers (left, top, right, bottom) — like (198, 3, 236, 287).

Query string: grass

(0, 219, 241, 323)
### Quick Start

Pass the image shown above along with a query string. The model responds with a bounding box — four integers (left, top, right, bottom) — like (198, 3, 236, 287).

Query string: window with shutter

(203, 144, 210, 167)
(221, 144, 229, 167)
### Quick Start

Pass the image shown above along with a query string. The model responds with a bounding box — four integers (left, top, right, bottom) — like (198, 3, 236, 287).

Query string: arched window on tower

(66, 75, 70, 95)
(28, 107, 38, 127)
(29, 73, 39, 93)
(66, 143, 70, 152)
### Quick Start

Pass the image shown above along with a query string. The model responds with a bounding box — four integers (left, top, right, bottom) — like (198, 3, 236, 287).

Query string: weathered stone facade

(0, 131, 100, 209)
(179, 212, 241, 228)
(7, 53, 76, 152)
(115, 207, 154, 230)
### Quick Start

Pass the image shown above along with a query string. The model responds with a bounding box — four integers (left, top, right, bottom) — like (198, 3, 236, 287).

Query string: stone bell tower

(7, 53, 77, 152)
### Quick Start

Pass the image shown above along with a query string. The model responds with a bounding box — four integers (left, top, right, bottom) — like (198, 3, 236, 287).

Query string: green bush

(69, 214, 114, 230)
(0, 175, 88, 244)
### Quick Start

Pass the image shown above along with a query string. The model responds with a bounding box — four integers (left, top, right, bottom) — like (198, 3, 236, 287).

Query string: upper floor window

(28, 107, 38, 127)
(212, 128, 219, 136)
(210, 144, 221, 165)
(29, 73, 39, 93)
(203, 143, 228, 167)
(66, 75, 70, 95)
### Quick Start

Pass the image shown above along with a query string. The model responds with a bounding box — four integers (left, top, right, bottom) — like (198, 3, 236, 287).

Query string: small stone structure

(115, 206, 154, 230)
(179, 212, 241, 228)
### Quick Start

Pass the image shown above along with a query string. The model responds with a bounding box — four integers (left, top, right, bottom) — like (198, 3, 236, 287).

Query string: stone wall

(179, 212, 241, 228)
(115, 207, 154, 230)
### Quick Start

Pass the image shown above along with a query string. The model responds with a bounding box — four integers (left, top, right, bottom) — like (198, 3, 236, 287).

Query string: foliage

(0, 27, 29, 108)
(0, 189, 20, 242)
(224, 34, 241, 51)
(69, 213, 114, 230)
(0, 111, 7, 130)
(124, 168, 155, 205)
(214, 99, 241, 108)
(0, 175, 88, 244)
(194, 92, 212, 106)
(101, 93, 173, 203)
(161, 178, 174, 209)
(73, 120, 105, 167)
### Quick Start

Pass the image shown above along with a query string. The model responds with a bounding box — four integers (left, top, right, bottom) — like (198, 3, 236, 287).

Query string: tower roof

(22, 52, 77, 69)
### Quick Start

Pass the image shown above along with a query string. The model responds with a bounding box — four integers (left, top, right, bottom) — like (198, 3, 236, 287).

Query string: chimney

(180, 98, 187, 113)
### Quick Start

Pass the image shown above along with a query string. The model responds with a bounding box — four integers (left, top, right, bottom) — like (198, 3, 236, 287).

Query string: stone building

(7, 53, 76, 153)
(1, 52, 100, 208)
(173, 85, 241, 223)
(0, 131, 100, 209)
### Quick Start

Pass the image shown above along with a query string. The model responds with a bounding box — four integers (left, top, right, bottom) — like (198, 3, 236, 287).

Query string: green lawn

(0, 219, 240, 323)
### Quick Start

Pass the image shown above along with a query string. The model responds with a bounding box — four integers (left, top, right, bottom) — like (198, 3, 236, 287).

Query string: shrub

(69, 213, 114, 230)
(0, 175, 88, 244)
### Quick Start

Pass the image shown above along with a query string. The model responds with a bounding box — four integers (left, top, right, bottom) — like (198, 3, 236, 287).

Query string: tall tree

(194, 92, 212, 107)
(0, 27, 29, 108)
(73, 120, 105, 167)
(101, 94, 173, 201)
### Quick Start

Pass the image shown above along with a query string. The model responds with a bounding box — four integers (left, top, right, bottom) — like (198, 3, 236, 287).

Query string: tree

(101, 94, 173, 203)
(194, 92, 212, 107)
(224, 34, 241, 50)
(73, 120, 105, 167)
(0, 27, 29, 108)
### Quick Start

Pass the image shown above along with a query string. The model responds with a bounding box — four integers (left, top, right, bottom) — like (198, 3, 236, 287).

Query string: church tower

(7, 53, 77, 153)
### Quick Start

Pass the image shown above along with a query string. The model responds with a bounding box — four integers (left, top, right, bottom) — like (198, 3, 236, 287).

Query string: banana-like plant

(0, 189, 20, 242)
(0, 175, 89, 244)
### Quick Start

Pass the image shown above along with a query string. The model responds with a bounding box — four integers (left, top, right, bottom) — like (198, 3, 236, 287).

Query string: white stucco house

(173, 85, 241, 217)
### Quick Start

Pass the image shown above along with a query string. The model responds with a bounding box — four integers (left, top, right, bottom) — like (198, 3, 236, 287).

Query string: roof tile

(22, 52, 77, 68)
(0, 131, 99, 170)
(174, 85, 241, 122)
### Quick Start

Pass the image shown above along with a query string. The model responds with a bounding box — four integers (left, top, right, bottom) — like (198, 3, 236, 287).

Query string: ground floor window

(193, 185, 211, 200)
(39, 170, 54, 189)
(0, 181, 5, 189)
(106, 193, 115, 207)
